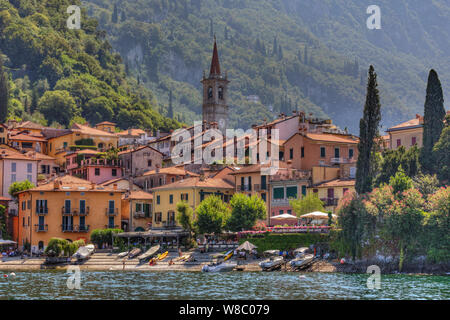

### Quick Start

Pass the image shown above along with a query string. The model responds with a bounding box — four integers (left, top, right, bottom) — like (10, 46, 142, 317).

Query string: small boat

(290, 254, 315, 269)
(293, 247, 309, 258)
(158, 251, 169, 261)
(73, 244, 95, 261)
(259, 256, 284, 271)
(137, 245, 160, 262)
(223, 250, 233, 261)
(128, 248, 142, 259)
(117, 251, 128, 258)
(263, 250, 280, 257)
(202, 262, 237, 272)
(174, 253, 193, 262)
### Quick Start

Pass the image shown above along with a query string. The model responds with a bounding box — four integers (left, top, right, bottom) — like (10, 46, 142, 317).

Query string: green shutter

(273, 187, 284, 199)
(286, 186, 297, 199)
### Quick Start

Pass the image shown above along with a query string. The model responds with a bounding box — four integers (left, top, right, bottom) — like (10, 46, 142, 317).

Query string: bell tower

(201, 38, 230, 133)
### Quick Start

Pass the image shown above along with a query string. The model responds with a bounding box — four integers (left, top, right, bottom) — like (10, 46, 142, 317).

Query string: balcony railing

(61, 224, 74, 232)
(62, 207, 78, 215)
(270, 170, 311, 182)
(36, 208, 48, 215)
(239, 185, 251, 192)
(77, 225, 90, 233)
(105, 208, 118, 216)
(35, 224, 48, 232)
(330, 158, 355, 164)
(79, 207, 90, 216)
(80, 159, 122, 167)
(105, 225, 119, 229)
(163, 221, 177, 229)
(61, 224, 90, 232)
(321, 198, 339, 206)
(133, 211, 146, 219)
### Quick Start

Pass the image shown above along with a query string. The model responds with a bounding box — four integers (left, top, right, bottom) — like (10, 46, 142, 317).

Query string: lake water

(0, 270, 448, 300)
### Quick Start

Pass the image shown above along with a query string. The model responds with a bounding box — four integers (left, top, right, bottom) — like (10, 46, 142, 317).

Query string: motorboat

(259, 256, 284, 270)
(137, 245, 160, 262)
(293, 247, 309, 258)
(263, 250, 280, 257)
(117, 251, 128, 258)
(202, 262, 237, 272)
(290, 254, 315, 269)
(128, 248, 142, 259)
(72, 244, 95, 261)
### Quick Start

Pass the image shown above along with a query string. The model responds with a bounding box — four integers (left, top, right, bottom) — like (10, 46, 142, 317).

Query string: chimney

(113, 183, 118, 190)
(156, 164, 160, 173)
(91, 182, 95, 190)
(54, 180, 60, 190)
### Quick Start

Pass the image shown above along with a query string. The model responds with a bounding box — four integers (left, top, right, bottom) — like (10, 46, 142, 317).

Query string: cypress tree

(420, 69, 445, 174)
(112, 3, 118, 23)
(272, 36, 277, 57)
(209, 19, 214, 38)
(304, 45, 308, 65)
(0, 57, 9, 123)
(168, 90, 174, 119)
(355, 65, 381, 194)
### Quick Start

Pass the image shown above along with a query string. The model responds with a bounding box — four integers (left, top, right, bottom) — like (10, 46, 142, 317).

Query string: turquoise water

(0, 271, 448, 300)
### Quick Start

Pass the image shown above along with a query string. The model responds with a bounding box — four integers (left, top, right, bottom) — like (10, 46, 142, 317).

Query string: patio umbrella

(271, 213, 298, 220)
(300, 211, 337, 219)
(236, 241, 257, 252)
(0, 239, 17, 246)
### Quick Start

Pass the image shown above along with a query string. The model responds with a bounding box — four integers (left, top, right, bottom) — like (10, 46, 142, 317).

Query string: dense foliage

(195, 195, 230, 234)
(90, 228, 123, 248)
(44, 237, 84, 257)
(290, 193, 325, 217)
(240, 233, 329, 253)
(226, 193, 266, 232)
(0, 0, 179, 130)
(8, 180, 35, 202)
(176, 201, 194, 237)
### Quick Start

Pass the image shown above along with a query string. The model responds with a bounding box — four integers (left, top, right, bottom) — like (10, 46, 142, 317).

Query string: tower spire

(209, 36, 221, 76)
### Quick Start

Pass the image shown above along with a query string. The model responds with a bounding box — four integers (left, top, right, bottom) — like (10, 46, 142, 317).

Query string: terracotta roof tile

(124, 190, 153, 200)
(313, 178, 355, 188)
(305, 133, 358, 144)
(141, 166, 199, 177)
(153, 177, 234, 190)
(20, 175, 123, 193)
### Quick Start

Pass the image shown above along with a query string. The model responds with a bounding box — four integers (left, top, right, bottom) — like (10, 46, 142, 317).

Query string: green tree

(432, 126, 450, 183)
(389, 166, 414, 195)
(195, 195, 230, 234)
(377, 146, 420, 185)
(356, 65, 381, 194)
(176, 201, 194, 237)
(83, 96, 115, 125)
(38, 90, 79, 126)
(168, 90, 174, 119)
(0, 56, 8, 123)
(413, 173, 440, 198)
(8, 180, 35, 202)
(420, 69, 446, 174)
(0, 205, 7, 239)
(227, 193, 266, 232)
(290, 193, 325, 217)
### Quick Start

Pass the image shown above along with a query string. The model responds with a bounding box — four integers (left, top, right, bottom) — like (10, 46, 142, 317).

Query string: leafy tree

(389, 166, 414, 195)
(377, 146, 420, 185)
(195, 195, 230, 234)
(413, 173, 440, 198)
(356, 65, 381, 194)
(38, 90, 79, 127)
(168, 90, 174, 119)
(83, 96, 115, 125)
(176, 201, 194, 237)
(420, 69, 446, 174)
(8, 180, 35, 202)
(290, 193, 324, 217)
(227, 193, 266, 232)
(0, 205, 7, 239)
(432, 126, 450, 183)
(0, 56, 8, 123)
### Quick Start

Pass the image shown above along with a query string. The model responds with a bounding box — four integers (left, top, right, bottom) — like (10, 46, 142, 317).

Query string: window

(273, 187, 284, 200)
(208, 86, 213, 99)
(248, 176, 252, 191)
(112, 169, 117, 176)
(396, 139, 401, 147)
(11, 163, 16, 172)
(64, 200, 71, 214)
(36, 200, 48, 214)
(22, 201, 26, 210)
(349, 148, 354, 159)
(171, 177, 175, 183)
(334, 148, 340, 158)
(27, 163, 32, 173)
(147, 160, 152, 167)
(320, 147, 326, 158)
(287, 210, 292, 215)
(286, 186, 297, 199)
(301, 147, 305, 158)
(11, 174, 16, 182)
(169, 194, 173, 204)
(302, 185, 307, 196)
(95, 168, 100, 176)
(154, 212, 162, 223)
(27, 175, 32, 182)
(108, 200, 115, 213)
(79, 200, 86, 214)
(157, 195, 160, 205)
(261, 175, 267, 190)
(289, 148, 293, 159)
(279, 210, 284, 215)
(136, 203, 142, 212)
(313, 189, 318, 193)
(63, 142, 68, 149)
(411, 137, 417, 146)
(261, 193, 266, 202)
(218, 87, 224, 100)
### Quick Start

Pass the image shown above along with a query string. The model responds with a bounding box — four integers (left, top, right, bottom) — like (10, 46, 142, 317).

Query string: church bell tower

(201, 38, 230, 133)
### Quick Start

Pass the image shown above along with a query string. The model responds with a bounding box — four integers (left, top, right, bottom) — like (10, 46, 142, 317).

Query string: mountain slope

(82, 0, 449, 133)
(0, 0, 179, 131)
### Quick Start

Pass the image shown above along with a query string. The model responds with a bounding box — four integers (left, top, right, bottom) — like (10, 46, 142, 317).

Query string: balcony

(162, 221, 177, 229)
(270, 170, 311, 182)
(321, 198, 339, 206)
(61, 224, 90, 232)
(271, 198, 291, 206)
(80, 159, 122, 167)
(62, 207, 78, 216)
(36, 209, 48, 215)
(105, 225, 119, 229)
(330, 158, 354, 164)
(35, 224, 48, 232)
(105, 208, 118, 216)
(133, 211, 146, 219)
(61, 224, 74, 232)
(76, 225, 90, 233)
(239, 185, 251, 192)
(79, 207, 90, 216)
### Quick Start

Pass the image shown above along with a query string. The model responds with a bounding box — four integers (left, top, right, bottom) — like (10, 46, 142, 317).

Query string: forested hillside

(0, 0, 179, 130)
(82, 0, 449, 133)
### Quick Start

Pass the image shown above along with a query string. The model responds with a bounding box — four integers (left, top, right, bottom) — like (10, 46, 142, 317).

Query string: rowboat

(128, 248, 142, 259)
(137, 245, 160, 262)
(290, 254, 315, 269)
(158, 251, 168, 261)
(174, 253, 193, 262)
(223, 250, 233, 261)
(293, 247, 309, 258)
(263, 250, 280, 257)
(117, 251, 128, 258)
(201, 262, 237, 272)
(259, 256, 284, 270)
(73, 244, 95, 261)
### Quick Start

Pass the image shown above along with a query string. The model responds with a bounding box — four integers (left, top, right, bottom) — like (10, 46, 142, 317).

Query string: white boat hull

(202, 262, 237, 272)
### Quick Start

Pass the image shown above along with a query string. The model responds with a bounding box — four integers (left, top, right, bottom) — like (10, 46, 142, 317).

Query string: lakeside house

(121, 190, 153, 232)
(14, 175, 125, 253)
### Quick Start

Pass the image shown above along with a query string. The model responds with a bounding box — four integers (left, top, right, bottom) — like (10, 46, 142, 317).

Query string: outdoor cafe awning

(271, 213, 298, 219)
(300, 211, 337, 219)
(0, 239, 17, 246)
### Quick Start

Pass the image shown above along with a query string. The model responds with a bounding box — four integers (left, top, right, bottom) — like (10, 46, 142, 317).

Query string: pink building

(65, 150, 123, 184)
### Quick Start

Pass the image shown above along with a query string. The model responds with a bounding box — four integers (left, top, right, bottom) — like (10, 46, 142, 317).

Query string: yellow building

(121, 190, 153, 232)
(308, 178, 355, 213)
(95, 121, 117, 133)
(386, 115, 423, 150)
(15, 175, 125, 252)
(46, 123, 119, 165)
(152, 177, 234, 229)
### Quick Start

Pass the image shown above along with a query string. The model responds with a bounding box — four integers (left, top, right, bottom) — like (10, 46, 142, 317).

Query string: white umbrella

(300, 211, 337, 219)
(0, 239, 17, 246)
(236, 241, 257, 252)
(271, 213, 298, 219)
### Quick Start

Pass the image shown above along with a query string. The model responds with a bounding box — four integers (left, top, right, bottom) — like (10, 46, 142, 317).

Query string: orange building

(15, 176, 124, 252)
(121, 190, 153, 232)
